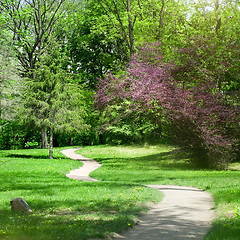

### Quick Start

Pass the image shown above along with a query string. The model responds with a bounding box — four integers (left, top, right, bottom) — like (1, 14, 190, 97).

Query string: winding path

(61, 148, 101, 182)
(61, 148, 215, 240)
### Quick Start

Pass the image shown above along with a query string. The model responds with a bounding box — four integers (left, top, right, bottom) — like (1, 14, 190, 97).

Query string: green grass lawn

(0, 144, 240, 240)
(0, 147, 162, 240)
(77, 145, 240, 240)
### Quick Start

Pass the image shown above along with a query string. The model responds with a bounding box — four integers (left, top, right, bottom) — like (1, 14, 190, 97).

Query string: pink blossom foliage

(95, 42, 240, 168)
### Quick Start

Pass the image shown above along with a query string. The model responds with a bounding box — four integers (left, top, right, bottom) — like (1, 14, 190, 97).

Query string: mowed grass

(0, 147, 162, 240)
(1, 144, 240, 240)
(77, 145, 240, 240)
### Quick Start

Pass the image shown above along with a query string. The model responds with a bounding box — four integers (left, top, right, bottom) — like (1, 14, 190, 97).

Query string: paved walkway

(61, 148, 101, 182)
(61, 148, 215, 240)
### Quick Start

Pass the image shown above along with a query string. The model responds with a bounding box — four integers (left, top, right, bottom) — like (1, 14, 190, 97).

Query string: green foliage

(53, 129, 100, 147)
(0, 0, 67, 75)
(25, 141, 39, 149)
(90, 0, 190, 58)
(0, 26, 21, 120)
(64, 0, 128, 87)
(0, 119, 41, 150)
(0, 120, 24, 150)
(98, 103, 163, 145)
(20, 41, 90, 155)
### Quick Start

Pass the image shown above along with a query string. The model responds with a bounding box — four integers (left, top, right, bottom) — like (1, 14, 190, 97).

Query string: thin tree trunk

(97, 0, 136, 59)
(127, 0, 135, 58)
(41, 126, 48, 148)
(157, 0, 165, 40)
(49, 127, 53, 159)
(70, 137, 73, 146)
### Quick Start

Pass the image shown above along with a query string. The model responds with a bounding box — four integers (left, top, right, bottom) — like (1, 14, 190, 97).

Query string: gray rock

(10, 198, 32, 213)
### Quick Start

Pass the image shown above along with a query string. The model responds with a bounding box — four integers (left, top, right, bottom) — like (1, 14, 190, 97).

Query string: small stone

(10, 198, 32, 213)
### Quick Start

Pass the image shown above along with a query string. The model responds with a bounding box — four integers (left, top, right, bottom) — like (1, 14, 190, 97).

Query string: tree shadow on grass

(0, 181, 155, 240)
(131, 149, 196, 170)
(7, 153, 65, 160)
(0, 147, 69, 160)
(7, 154, 49, 160)
(0, 208, 136, 240)
(95, 149, 198, 171)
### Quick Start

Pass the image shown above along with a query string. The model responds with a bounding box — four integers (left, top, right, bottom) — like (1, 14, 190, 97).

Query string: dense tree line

(0, 0, 239, 166)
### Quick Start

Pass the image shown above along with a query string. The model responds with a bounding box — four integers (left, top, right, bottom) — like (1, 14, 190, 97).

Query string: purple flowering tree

(95, 43, 240, 169)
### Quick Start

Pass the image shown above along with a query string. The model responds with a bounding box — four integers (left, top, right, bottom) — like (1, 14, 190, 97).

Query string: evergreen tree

(22, 41, 89, 158)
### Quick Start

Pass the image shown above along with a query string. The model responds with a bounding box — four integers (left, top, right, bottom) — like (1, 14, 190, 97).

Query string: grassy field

(77, 145, 240, 240)
(0, 144, 240, 240)
(0, 147, 162, 240)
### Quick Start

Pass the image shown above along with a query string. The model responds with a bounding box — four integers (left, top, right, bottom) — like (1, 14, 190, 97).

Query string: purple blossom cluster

(95, 43, 240, 169)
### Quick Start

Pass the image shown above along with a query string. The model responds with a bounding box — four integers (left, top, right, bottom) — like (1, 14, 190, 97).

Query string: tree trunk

(49, 127, 53, 159)
(127, 0, 135, 58)
(41, 126, 48, 148)
(70, 137, 73, 146)
(97, 0, 136, 59)
(157, 0, 165, 40)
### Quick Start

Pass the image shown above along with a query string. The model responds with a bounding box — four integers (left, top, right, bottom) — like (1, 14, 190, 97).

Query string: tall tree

(177, 0, 240, 92)
(0, 0, 67, 148)
(96, 0, 139, 57)
(23, 41, 89, 158)
(94, 0, 189, 59)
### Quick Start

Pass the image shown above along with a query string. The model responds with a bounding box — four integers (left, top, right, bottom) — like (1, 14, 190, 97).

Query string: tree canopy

(0, 0, 239, 166)
(95, 43, 240, 168)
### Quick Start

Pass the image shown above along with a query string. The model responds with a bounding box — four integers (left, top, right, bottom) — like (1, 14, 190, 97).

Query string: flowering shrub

(95, 43, 240, 169)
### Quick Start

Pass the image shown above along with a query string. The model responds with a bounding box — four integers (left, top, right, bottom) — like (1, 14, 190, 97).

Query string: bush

(25, 141, 39, 149)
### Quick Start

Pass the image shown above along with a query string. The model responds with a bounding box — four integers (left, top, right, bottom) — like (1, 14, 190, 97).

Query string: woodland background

(0, 0, 239, 168)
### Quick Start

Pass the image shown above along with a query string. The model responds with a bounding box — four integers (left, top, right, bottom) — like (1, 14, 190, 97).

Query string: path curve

(61, 148, 215, 240)
(61, 148, 101, 182)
